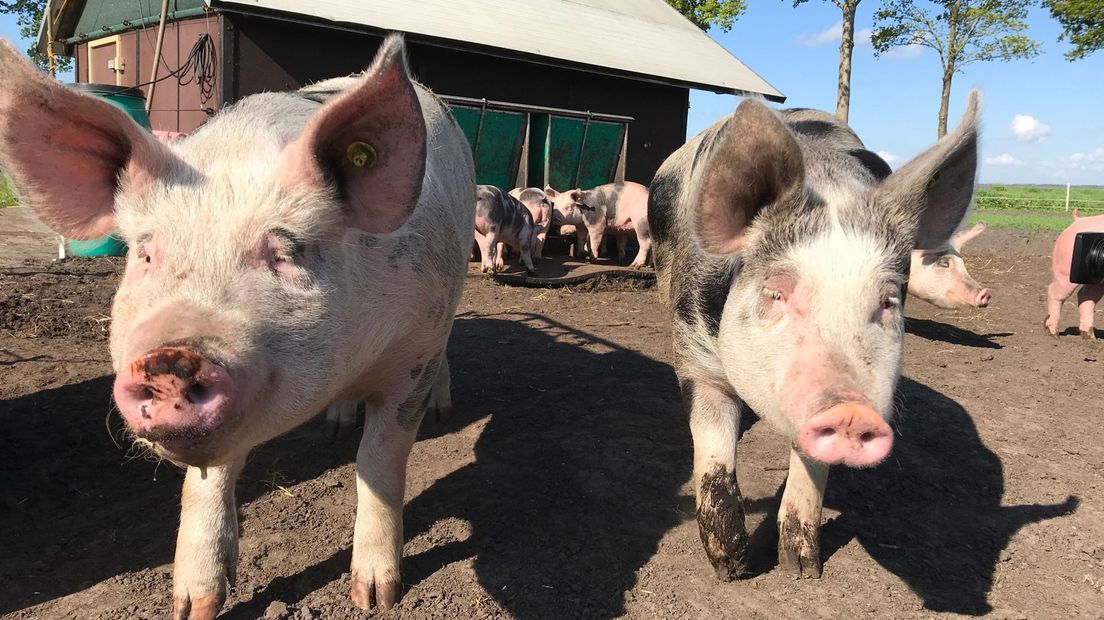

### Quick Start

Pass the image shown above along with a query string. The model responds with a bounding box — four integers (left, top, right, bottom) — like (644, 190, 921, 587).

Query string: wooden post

(1065, 183, 1071, 211)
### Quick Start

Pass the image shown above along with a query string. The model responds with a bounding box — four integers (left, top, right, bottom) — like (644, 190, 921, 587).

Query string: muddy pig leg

(172, 458, 246, 620)
(777, 448, 829, 579)
(1045, 279, 1078, 336)
(1077, 283, 1103, 339)
(685, 379, 750, 580)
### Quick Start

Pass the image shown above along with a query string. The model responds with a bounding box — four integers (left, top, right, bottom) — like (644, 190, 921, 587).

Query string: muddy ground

(1, 227, 1100, 619)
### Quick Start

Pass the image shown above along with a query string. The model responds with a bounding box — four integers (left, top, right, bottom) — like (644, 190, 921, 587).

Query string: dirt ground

(1, 227, 1100, 620)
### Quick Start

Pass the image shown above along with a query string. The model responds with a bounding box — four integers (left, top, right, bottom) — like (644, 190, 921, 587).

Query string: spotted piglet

(551, 181, 653, 268)
(474, 184, 538, 275)
(509, 186, 555, 258)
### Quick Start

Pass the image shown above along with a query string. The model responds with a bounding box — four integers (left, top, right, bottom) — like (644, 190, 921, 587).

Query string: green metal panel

(450, 105, 528, 189)
(67, 0, 207, 43)
(537, 115, 626, 191)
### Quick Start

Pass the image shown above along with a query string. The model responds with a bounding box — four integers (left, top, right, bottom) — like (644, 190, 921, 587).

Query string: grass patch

(0, 175, 16, 207)
(971, 185, 1104, 231)
(967, 208, 1081, 231)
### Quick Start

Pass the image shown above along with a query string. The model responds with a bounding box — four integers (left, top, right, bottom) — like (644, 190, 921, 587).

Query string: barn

(39, 0, 783, 187)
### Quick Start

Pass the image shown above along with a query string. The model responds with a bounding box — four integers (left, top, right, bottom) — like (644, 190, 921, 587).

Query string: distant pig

(509, 186, 555, 258)
(909, 221, 992, 308)
(1045, 209, 1104, 339)
(474, 184, 538, 275)
(0, 35, 474, 618)
(551, 181, 653, 269)
(649, 94, 981, 580)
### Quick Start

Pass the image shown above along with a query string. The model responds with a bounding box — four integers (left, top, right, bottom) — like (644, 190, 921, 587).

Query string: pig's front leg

(172, 458, 245, 620)
(777, 448, 829, 578)
(350, 358, 439, 610)
(685, 379, 750, 580)
(586, 225, 607, 263)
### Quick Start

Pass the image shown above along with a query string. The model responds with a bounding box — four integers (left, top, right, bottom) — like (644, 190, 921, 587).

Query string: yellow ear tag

(346, 141, 378, 168)
(926, 171, 941, 190)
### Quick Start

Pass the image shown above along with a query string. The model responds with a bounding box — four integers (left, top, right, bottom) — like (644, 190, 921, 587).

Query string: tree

(666, 0, 748, 31)
(1045, 0, 1104, 60)
(793, 0, 863, 123)
(872, 1, 1039, 138)
(0, 0, 71, 74)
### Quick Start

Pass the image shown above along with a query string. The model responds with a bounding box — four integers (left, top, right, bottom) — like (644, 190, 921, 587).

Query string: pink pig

(1045, 209, 1104, 339)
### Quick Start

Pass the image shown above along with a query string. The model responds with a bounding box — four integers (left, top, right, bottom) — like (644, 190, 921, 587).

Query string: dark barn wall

(224, 14, 689, 185)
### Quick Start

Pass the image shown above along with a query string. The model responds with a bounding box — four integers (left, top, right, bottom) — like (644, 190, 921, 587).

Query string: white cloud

(797, 22, 874, 48)
(876, 150, 901, 166)
(1011, 115, 1051, 143)
(1061, 147, 1104, 171)
(985, 153, 1024, 166)
(884, 44, 923, 59)
(797, 20, 843, 47)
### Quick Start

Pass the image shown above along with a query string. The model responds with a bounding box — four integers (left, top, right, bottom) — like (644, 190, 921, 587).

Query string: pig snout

(976, 288, 991, 308)
(798, 403, 893, 467)
(113, 347, 234, 449)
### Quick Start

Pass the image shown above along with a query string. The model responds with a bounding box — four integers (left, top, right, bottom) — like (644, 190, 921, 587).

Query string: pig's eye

(136, 246, 151, 263)
(763, 288, 785, 302)
(936, 256, 952, 268)
(882, 296, 900, 310)
(263, 229, 303, 276)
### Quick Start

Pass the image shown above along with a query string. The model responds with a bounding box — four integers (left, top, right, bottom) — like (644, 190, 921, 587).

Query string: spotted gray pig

(474, 184, 538, 275)
(0, 36, 473, 618)
(551, 181, 653, 268)
(509, 186, 555, 258)
(649, 94, 980, 580)
(780, 110, 992, 310)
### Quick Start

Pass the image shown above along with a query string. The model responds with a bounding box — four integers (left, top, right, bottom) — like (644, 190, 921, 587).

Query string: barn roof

(207, 0, 784, 100)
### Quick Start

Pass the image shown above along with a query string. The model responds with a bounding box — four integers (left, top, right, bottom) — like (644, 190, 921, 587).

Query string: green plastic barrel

(64, 84, 151, 257)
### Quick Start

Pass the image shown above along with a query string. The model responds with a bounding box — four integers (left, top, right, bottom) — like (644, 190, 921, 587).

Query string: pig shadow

(0, 374, 359, 615)
(818, 376, 1078, 615)
(905, 317, 1011, 349)
(1058, 326, 1103, 339)
(399, 313, 691, 619)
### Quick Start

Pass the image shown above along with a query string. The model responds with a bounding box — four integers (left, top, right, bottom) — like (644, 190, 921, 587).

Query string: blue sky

(2, 3, 1101, 185)
(690, 2, 1104, 185)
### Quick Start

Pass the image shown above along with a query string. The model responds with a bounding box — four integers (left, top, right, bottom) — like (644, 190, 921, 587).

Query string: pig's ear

(695, 98, 804, 254)
(876, 90, 980, 251)
(281, 35, 425, 234)
(544, 187, 559, 199)
(951, 220, 985, 250)
(0, 40, 176, 239)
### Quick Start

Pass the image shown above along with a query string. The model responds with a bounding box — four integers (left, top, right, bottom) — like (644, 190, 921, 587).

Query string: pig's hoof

(778, 510, 822, 579)
(696, 466, 750, 581)
(172, 591, 225, 620)
(1081, 329, 1097, 340)
(351, 577, 400, 610)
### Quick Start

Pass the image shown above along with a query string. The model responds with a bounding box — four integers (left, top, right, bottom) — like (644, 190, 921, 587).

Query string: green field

(972, 184, 1104, 231)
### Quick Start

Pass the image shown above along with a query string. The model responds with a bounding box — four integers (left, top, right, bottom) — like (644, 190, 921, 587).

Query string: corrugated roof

(207, 0, 784, 100)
